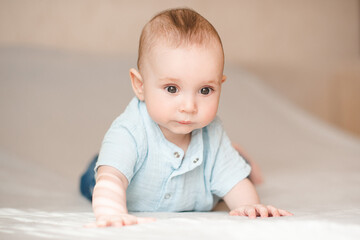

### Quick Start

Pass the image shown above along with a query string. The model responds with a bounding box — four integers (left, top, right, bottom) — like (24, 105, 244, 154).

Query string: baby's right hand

(86, 213, 156, 228)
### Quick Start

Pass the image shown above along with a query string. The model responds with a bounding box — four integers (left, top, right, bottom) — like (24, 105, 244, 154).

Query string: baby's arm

(223, 178, 293, 218)
(232, 143, 263, 185)
(91, 166, 155, 227)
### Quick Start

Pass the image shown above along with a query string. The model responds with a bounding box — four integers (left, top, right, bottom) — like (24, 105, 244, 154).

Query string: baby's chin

(169, 128, 194, 135)
(159, 120, 210, 137)
(163, 125, 195, 135)
(170, 125, 205, 135)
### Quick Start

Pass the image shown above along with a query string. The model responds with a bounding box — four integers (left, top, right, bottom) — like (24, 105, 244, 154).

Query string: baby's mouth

(177, 121, 192, 125)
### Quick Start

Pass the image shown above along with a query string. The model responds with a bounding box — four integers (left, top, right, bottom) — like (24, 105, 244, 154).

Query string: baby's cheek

(201, 104, 218, 125)
(147, 106, 164, 123)
(147, 101, 173, 124)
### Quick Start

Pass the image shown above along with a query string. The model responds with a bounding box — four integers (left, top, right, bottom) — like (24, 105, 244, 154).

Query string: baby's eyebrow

(159, 77, 180, 82)
(204, 79, 219, 85)
(200, 79, 222, 87)
(158, 77, 221, 86)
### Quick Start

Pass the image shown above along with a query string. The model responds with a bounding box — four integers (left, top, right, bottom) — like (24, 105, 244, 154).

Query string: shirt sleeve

(210, 127, 251, 198)
(95, 123, 138, 183)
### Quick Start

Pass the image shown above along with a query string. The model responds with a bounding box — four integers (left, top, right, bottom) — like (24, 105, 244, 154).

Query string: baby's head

(130, 8, 226, 140)
(137, 8, 224, 73)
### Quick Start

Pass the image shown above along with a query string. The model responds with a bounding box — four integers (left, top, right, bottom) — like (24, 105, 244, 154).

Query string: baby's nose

(179, 96, 197, 113)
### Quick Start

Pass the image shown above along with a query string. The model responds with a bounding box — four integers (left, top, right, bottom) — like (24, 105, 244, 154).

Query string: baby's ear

(129, 68, 145, 101)
(221, 75, 227, 84)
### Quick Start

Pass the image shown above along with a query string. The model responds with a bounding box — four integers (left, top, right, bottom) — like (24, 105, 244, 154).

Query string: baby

(80, 8, 292, 227)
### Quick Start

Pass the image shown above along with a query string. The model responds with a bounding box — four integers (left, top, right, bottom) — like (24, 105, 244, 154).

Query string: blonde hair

(137, 8, 224, 71)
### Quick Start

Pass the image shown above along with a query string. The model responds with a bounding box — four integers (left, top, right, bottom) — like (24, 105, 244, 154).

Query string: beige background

(0, 0, 359, 136)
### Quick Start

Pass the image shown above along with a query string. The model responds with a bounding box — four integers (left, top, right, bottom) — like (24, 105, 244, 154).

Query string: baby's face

(140, 42, 225, 140)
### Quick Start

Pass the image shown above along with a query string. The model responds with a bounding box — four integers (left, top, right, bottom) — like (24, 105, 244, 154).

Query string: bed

(0, 46, 359, 239)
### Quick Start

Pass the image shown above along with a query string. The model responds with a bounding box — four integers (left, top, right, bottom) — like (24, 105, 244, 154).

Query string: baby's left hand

(229, 204, 293, 219)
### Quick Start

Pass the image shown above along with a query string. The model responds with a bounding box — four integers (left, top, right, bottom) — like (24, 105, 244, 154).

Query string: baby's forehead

(145, 37, 223, 58)
(143, 41, 224, 81)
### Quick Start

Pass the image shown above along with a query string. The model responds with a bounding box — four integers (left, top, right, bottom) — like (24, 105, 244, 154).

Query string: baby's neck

(172, 134, 191, 153)
(159, 127, 191, 153)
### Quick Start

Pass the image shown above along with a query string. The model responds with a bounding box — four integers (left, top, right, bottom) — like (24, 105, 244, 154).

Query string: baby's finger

(113, 221, 125, 227)
(256, 205, 268, 218)
(229, 207, 245, 216)
(111, 215, 139, 227)
(137, 217, 156, 224)
(122, 216, 137, 226)
(96, 216, 123, 228)
(278, 209, 293, 216)
(229, 210, 238, 216)
(267, 205, 280, 217)
(245, 207, 257, 219)
(96, 219, 110, 227)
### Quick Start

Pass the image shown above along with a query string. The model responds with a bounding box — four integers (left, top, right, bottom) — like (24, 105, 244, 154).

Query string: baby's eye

(200, 87, 212, 95)
(165, 86, 178, 94)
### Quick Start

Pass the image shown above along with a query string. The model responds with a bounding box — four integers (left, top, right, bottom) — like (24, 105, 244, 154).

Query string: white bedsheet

(0, 47, 359, 239)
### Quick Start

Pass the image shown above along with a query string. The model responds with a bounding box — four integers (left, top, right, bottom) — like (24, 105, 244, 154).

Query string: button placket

(164, 193, 171, 199)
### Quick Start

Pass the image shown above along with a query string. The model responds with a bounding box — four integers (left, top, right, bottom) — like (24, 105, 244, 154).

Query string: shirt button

(174, 152, 180, 158)
(164, 193, 171, 199)
(193, 158, 199, 163)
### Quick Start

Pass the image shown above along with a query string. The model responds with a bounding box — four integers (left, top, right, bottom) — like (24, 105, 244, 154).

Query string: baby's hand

(229, 204, 293, 219)
(86, 213, 156, 228)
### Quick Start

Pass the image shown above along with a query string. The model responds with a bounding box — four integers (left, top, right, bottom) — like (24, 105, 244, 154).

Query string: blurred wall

(0, 0, 359, 136)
